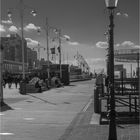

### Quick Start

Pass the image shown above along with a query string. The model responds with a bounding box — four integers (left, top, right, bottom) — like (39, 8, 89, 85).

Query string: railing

(94, 76, 140, 124)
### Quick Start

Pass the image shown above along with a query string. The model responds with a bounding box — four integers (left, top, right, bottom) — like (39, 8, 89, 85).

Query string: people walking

(14, 76, 18, 89)
(7, 75, 12, 89)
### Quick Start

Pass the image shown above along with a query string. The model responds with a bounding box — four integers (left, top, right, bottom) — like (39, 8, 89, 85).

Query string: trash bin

(94, 87, 101, 113)
(19, 81, 26, 95)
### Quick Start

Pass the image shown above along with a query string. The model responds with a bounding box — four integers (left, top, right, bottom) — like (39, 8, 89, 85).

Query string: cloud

(68, 41, 80, 46)
(63, 35, 71, 40)
(134, 45, 140, 49)
(116, 41, 134, 48)
(25, 38, 39, 46)
(96, 41, 108, 48)
(116, 12, 129, 18)
(115, 41, 140, 49)
(6, 34, 11, 37)
(1, 20, 13, 24)
(116, 12, 121, 16)
(115, 43, 120, 47)
(123, 13, 129, 18)
(9, 25, 18, 32)
(121, 41, 134, 47)
(24, 23, 41, 31)
(0, 24, 6, 32)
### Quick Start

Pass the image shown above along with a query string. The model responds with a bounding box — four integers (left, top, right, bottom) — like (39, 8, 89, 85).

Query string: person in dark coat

(14, 76, 18, 88)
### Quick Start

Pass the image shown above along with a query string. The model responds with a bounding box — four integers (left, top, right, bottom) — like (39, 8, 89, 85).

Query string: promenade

(0, 80, 140, 140)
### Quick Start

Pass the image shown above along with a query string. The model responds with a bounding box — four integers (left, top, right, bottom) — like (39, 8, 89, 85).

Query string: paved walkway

(1, 82, 140, 140)
(59, 94, 140, 140)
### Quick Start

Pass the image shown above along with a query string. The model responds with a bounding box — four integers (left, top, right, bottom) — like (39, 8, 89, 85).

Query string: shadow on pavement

(27, 94, 57, 105)
(0, 102, 14, 112)
(100, 112, 140, 125)
(66, 84, 76, 87)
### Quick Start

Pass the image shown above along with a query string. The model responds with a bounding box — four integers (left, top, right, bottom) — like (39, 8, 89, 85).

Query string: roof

(114, 49, 140, 63)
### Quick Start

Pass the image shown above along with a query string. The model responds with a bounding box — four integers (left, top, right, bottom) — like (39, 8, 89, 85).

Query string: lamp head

(63, 35, 70, 41)
(38, 42, 40, 46)
(105, 0, 118, 9)
(7, 10, 12, 18)
(37, 27, 41, 35)
(31, 10, 37, 16)
(53, 28, 59, 34)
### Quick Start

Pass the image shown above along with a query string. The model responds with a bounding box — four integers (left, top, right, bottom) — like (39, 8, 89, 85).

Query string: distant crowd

(3, 74, 22, 89)
(3, 72, 62, 89)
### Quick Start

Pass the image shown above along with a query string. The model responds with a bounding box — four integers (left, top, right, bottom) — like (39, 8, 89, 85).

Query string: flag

(57, 46, 60, 53)
(0, 44, 4, 50)
(50, 47, 55, 54)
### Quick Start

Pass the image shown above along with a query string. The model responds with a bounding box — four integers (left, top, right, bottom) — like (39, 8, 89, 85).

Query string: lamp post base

(108, 109, 117, 140)
(0, 100, 5, 107)
(19, 80, 26, 95)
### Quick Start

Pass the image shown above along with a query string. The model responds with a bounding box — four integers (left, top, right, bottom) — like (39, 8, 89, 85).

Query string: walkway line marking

(0, 133, 14, 135)
(14, 108, 22, 110)
(83, 99, 93, 112)
(23, 118, 35, 121)
(0, 113, 5, 116)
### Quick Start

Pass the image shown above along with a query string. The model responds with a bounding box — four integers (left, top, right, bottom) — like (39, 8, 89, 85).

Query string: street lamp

(55, 29, 62, 80)
(8, 1, 37, 76)
(37, 18, 55, 85)
(7, 0, 37, 94)
(53, 29, 70, 80)
(105, 0, 118, 140)
(52, 28, 62, 80)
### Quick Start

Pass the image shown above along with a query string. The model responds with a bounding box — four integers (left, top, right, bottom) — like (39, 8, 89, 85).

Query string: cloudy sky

(0, 0, 139, 73)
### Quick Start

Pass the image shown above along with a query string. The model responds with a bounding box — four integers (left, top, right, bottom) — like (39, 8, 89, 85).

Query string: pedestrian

(45, 78, 50, 89)
(3, 79, 6, 88)
(14, 76, 18, 88)
(7, 75, 12, 89)
(35, 80, 42, 93)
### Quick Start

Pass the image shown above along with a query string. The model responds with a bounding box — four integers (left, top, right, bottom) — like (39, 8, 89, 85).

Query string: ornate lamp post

(105, 0, 118, 140)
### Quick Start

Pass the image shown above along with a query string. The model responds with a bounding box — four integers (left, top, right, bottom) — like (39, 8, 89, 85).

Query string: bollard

(19, 80, 26, 95)
(94, 87, 101, 113)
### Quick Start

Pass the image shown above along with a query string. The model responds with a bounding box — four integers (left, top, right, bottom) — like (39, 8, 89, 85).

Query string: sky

(0, 0, 139, 73)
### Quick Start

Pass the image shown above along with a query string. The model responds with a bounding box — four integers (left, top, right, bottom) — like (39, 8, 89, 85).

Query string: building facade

(27, 47, 37, 70)
(1, 34, 37, 74)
